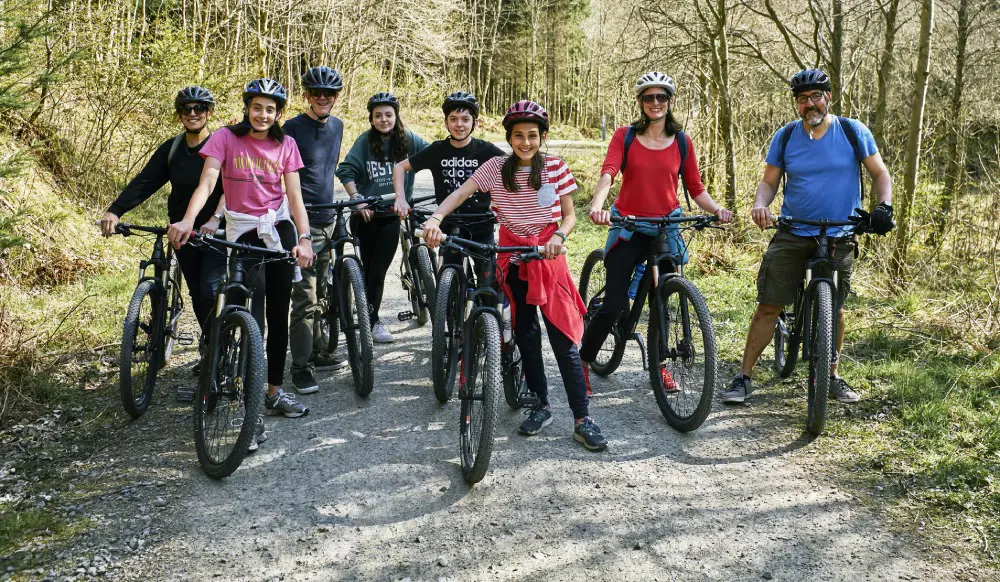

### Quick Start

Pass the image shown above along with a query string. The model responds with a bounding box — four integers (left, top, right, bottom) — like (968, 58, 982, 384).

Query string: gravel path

(7, 171, 987, 582)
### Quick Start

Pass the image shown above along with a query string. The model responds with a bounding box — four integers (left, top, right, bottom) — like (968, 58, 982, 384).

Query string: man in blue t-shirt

(723, 68, 895, 405)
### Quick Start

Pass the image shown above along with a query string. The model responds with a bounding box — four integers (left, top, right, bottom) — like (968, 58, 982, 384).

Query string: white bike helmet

(634, 72, 677, 98)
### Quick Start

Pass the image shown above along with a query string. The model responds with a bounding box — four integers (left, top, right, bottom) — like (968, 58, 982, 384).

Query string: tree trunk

(870, 0, 901, 212)
(711, 0, 737, 213)
(891, 0, 935, 282)
(830, 0, 843, 114)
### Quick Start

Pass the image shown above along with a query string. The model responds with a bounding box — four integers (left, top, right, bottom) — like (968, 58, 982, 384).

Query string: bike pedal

(176, 386, 195, 403)
(397, 311, 414, 321)
(175, 332, 195, 346)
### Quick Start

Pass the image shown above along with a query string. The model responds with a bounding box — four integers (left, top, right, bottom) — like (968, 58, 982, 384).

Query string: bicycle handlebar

(415, 229, 566, 256)
(306, 193, 395, 210)
(610, 214, 719, 229)
(411, 193, 436, 205)
(96, 220, 168, 236)
(190, 232, 295, 261)
(774, 216, 858, 228)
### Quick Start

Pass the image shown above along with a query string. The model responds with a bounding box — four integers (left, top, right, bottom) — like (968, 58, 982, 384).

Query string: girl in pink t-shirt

(168, 78, 315, 426)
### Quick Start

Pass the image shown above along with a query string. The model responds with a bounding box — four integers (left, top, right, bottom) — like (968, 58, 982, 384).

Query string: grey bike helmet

(790, 68, 832, 94)
(634, 72, 676, 98)
(175, 86, 215, 109)
(301, 66, 344, 92)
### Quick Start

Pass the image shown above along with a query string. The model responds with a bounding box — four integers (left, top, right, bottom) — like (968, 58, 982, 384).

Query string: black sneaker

(573, 417, 608, 451)
(518, 405, 552, 436)
(292, 370, 320, 395)
(721, 373, 752, 404)
(829, 376, 860, 404)
(313, 352, 348, 370)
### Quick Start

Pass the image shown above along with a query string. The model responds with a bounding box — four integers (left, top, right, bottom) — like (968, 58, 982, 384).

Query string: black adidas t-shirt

(408, 137, 504, 214)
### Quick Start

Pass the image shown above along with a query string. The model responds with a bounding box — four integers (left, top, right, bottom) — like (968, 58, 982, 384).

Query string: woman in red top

(422, 100, 607, 452)
(582, 72, 732, 393)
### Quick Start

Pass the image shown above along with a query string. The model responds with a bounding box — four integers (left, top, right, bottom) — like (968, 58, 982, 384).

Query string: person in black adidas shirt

(393, 91, 503, 277)
(100, 87, 226, 354)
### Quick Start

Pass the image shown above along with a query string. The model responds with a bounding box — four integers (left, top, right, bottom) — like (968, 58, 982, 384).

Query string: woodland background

(0, 0, 998, 569)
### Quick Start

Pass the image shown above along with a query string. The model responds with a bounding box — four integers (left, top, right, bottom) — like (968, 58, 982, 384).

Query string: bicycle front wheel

(580, 249, 624, 377)
(460, 312, 501, 484)
(432, 267, 463, 403)
(120, 280, 163, 418)
(317, 263, 340, 355)
(341, 257, 374, 397)
(806, 282, 833, 436)
(773, 308, 799, 378)
(160, 256, 183, 366)
(647, 276, 717, 432)
(502, 341, 526, 410)
(194, 310, 265, 479)
(415, 244, 436, 325)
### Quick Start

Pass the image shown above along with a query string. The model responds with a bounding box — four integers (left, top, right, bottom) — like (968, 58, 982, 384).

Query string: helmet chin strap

(310, 102, 331, 121)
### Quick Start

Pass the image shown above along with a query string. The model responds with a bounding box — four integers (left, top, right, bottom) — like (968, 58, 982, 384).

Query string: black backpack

(620, 126, 691, 210)
(777, 116, 865, 199)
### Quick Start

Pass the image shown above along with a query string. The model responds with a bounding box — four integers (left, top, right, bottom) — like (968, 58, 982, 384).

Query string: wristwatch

(299, 232, 313, 241)
(212, 212, 223, 221)
(554, 230, 567, 242)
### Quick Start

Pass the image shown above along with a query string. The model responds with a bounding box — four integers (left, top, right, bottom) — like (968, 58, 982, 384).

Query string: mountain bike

(579, 214, 719, 432)
(306, 194, 393, 397)
(105, 222, 192, 418)
(187, 233, 293, 479)
(770, 216, 858, 436)
(421, 229, 554, 484)
(397, 194, 438, 325)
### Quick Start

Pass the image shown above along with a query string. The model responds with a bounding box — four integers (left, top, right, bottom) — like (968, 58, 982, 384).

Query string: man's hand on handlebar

(751, 206, 774, 230)
(292, 239, 314, 268)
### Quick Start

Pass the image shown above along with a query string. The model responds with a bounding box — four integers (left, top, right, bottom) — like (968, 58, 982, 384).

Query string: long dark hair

(228, 107, 285, 143)
(501, 124, 545, 192)
(631, 108, 682, 137)
(368, 112, 410, 162)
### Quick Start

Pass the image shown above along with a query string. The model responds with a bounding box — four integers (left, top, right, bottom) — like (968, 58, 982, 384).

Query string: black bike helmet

(442, 91, 480, 118)
(301, 66, 344, 92)
(367, 92, 399, 113)
(242, 78, 287, 108)
(789, 68, 832, 94)
(174, 86, 215, 109)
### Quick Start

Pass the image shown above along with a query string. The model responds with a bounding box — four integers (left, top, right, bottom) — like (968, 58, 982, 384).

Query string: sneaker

(372, 320, 394, 344)
(518, 405, 553, 436)
(313, 352, 348, 370)
(721, 373, 752, 404)
(265, 389, 309, 418)
(292, 370, 320, 395)
(247, 416, 267, 453)
(573, 417, 608, 451)
(659, 367, 680, 393)
(829, 376, 860, 404)
(583, 366, 593, 397)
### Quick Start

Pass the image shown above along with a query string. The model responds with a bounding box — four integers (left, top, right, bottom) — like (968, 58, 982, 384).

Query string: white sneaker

(372, 320, 394, 343)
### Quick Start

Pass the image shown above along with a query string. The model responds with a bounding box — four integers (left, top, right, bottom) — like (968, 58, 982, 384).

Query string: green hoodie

(335, 129, 428, 211)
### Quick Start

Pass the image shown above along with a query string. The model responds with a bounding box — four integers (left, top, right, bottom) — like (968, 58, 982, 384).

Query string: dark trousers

(234, 221, 297, 387)
(507, 264, 589, 420)
(440, 223, 492, 285)
(174, 242, 227, 334)
(579, 233, 653, 363)
(353, 214, 400, 323)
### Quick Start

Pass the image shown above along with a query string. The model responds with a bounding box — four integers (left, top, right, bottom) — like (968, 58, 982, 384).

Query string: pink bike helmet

(502, 100, 549, 131)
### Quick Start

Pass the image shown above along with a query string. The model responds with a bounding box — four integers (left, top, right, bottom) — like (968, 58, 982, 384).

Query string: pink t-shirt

(200, 127, 305, 215)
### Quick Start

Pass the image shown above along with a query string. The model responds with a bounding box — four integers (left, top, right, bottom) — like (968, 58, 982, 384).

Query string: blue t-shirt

(765, 117, 877, 236)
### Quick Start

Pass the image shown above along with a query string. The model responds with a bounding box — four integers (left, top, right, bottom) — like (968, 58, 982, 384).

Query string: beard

(802, 106, 825, 127)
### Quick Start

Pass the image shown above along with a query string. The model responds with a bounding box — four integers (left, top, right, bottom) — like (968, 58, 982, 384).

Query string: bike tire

(579, 248, 624, 377)
(120, 280, 162, 419)
(806, 282, 833, 436)
(647, 276, 717, 432)
(432, 267, 463, 403)
(416, 244, 436, 325)
(460, 312, 501, 485)
(773, 310, 799, 378)
(342, 257, 374, 397)
(160, 256, 183, 366)
(317, 263, 341, 356)
(502, 341, 526, 410)
(194, 310, 265, 479)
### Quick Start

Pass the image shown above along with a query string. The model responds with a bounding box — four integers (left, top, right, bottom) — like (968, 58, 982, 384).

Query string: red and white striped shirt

(472, 155, 577, 237)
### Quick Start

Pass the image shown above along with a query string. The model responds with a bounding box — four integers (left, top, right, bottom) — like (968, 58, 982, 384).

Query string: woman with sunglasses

(101, 87, 228, 387)
(582, 72, 732, 395)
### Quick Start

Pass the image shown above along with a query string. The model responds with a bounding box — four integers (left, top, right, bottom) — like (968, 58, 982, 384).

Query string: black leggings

(507, 264, 589, 420)
(234, 221, 297, 387)
(353, 214, 400, 323)
(174, 242, 227, 334)
(579, 233, 653, 363)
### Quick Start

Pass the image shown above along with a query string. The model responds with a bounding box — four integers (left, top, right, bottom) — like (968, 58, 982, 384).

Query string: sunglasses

(309, 90, 339, 99)
(178, 104, 209, 114)
(640, 93, 670, 104)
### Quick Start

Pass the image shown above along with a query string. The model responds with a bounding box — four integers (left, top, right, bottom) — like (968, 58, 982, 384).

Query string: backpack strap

(837, 116, 865, 200)
(676, 130, 691, 210)
(166, 132, 185, 167)
(777, 120, 799, 196)
(620, 126, 637, 173)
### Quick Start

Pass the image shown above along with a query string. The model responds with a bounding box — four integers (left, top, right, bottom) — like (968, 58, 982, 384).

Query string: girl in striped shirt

(422, 100, 607, 452)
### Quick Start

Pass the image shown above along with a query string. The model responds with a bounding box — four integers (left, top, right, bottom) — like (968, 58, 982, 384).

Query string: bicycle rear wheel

(120, 280, 162, 418)
(502, 341, 527, 409)
(194, 310, 265, 479)
(460, 312, 501, 484)
(773, 300, 800, 378)
(647, 276, 717, 432)
(341, 257, 374, 397)
(806, 282, 833, 436)
(432, 267, 463, 403)
(415, 244, 436, 325)
(579, 249, 624, 377)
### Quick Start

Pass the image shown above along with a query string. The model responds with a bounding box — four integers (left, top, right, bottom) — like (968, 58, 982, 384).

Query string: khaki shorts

(755, 231, 855, 307)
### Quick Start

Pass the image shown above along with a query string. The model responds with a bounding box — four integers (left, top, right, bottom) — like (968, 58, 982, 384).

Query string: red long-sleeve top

(601, 126, 707, 217)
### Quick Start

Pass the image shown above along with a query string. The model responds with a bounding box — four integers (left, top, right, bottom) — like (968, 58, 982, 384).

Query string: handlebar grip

(379, 193, 396, 202)
(415, 229, 449, 243)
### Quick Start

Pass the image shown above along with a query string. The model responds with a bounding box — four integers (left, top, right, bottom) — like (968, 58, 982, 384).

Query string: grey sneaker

(829, 377, 860, 404)
(573, 417, 608, 451)
(247, 416, 267, 453)
(372, 320, 394, 343)
(292, 370, 320, 395)
(265, 389, 309, 418)
(721, 373, 752, 404)
(313, 352, 348, 370)
(519, 405, 553, 436)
